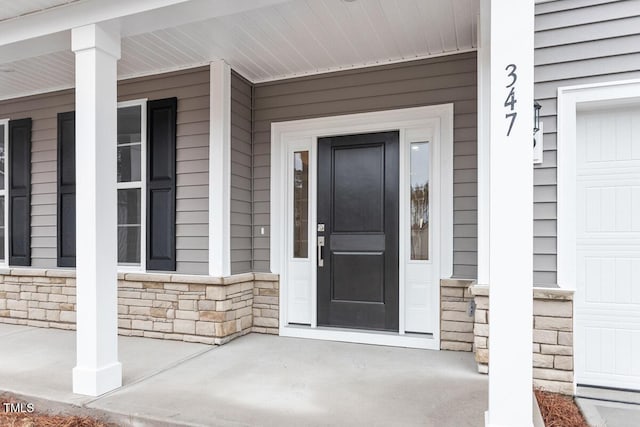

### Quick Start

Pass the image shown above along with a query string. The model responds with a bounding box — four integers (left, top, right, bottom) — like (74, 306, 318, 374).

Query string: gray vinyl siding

(533, 0, 640, 286)
(0, 66, 210, 274)
(0, 91, 75, 268)
(230, 71, 253, 274)
(252, 52, 478, 277)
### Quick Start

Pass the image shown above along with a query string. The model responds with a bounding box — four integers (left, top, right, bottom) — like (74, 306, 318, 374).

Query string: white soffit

(0, 0, 478, 100)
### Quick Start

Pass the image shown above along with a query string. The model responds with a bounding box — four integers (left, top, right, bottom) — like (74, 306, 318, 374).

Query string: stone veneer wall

(0, 269, 279, 345)
(470, 285, 575, 395)
(252, 277, 280, 335)
(440, 279, 476, 351)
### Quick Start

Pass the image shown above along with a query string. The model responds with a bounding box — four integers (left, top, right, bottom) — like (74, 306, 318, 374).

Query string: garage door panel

(576, 105, 640, 391)
(578, 183, 640, 235)
(578, 107, 640, 166)
(579, 255, 640, 304)
(580, 327, 640, 389)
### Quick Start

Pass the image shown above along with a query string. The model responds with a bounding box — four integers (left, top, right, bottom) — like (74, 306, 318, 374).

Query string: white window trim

(0, 118, 8, 267)
(557, 78, 640, 290)
(116, 99, 147, 272)
(271, 105, 454, 349)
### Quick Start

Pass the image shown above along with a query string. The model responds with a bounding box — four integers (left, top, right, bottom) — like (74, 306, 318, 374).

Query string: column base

(72, 361, 122, 396)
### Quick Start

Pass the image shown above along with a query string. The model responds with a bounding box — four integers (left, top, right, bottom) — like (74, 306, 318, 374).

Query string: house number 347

(505, 64, 517, 136)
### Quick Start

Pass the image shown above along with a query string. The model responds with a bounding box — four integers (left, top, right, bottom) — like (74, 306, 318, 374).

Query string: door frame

(557, 78, 640, 392)
(270, 105, 454, 349)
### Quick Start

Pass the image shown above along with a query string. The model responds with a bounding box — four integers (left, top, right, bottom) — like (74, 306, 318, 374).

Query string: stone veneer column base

(470, 284, 575, 395)
(440, 279, 476, 351)
(0, 268, 279, 346)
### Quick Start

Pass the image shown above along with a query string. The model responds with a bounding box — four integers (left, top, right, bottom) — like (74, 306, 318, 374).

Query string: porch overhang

(0, 0, 478, 100)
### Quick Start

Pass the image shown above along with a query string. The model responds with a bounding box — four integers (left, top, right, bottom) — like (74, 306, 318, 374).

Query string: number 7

(506, 112, 517, 136)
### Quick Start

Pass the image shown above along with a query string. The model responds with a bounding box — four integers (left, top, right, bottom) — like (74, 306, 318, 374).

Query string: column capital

(71, 21, 121, 59)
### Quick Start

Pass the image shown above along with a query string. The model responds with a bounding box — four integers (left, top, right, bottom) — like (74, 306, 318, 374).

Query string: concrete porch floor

(0, 324, 487, 426)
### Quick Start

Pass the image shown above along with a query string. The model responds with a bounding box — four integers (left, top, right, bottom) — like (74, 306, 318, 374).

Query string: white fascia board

(0, 0, 190, 47)
(0, 31, 70, 64)
(0, 0, 290, 61)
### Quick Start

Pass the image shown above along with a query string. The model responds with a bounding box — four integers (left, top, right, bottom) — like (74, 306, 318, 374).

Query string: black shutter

(57, 112, 76, 267)
(146, 98, 177, 271)
(8, 118, 32, 266)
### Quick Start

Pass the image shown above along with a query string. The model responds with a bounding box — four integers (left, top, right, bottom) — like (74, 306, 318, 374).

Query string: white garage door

(575, 104, 640, 391)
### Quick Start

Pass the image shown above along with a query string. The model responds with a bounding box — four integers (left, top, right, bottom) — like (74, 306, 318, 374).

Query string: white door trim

(557, 78, 640, 291)
(270, 105, 454, 349)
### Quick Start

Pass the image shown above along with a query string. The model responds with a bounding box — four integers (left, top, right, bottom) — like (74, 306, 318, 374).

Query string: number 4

(504, 87, 516, 110)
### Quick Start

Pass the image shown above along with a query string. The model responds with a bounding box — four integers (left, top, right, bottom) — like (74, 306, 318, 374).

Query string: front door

(317, 131, 399, 331)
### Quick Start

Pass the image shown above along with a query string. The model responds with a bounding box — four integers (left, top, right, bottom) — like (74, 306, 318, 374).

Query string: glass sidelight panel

(410, 142, 429, 260)
(293, 151, 309, 258)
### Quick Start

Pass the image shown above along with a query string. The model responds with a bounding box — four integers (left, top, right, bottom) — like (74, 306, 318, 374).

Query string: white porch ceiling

(0, 0, 478, 100)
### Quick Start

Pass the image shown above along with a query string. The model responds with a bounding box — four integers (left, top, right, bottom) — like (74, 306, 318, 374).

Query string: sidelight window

(410, 141, 429, 260)
(293, 151, 309, 258)
(117, 102, 146, 266)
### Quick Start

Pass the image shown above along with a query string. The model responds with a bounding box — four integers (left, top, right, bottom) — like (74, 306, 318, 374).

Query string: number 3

(505, 64, 517, 88)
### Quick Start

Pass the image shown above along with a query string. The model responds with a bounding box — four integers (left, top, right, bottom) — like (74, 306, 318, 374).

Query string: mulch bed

(535, 389, 588, 427)
(0, 395, 112, 427)
(2, 389, 589, 426)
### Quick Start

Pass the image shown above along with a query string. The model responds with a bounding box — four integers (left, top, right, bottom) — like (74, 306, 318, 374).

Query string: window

(56, 97, 177, 271)
(117, 101, 146, 267)
(293, 151, 309, 258)
(410, 141, 429, 260)
(0, 120, 7, 263)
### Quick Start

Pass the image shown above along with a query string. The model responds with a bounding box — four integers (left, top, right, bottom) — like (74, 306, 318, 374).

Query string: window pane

(117, 145, 142, 182)
(410, 142, 429, 260)
(118, 189, 141, 225)
(0, 124, 4, 191)
(0, 196, 4, 260)
(118, 226, 141, 264)
(293, 151, 309, 258)
(118, 189, 141, 264)
(117, 106, 142, 144)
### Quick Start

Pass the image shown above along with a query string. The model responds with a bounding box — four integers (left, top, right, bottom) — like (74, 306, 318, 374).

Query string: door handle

(317, 236, 325, 267)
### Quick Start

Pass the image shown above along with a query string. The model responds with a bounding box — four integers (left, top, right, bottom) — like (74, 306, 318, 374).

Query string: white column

(477, 4, 490, 286)
(209, 60, 232, 277)
(485, 0, 534, 426)
(71, 22, 122, 396)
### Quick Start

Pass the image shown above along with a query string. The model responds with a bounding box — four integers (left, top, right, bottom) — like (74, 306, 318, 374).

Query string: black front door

(317, 131, 399, 331)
